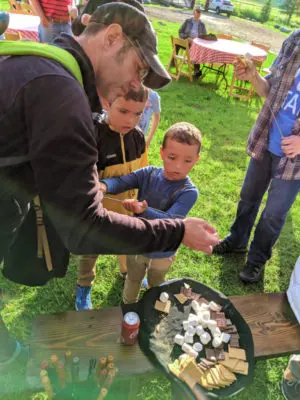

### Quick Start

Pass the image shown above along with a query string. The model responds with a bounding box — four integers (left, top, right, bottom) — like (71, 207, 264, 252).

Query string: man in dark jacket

(0, 3, 218, 370)
(179, 7, 207, 78)
(179, 7, 207, 42)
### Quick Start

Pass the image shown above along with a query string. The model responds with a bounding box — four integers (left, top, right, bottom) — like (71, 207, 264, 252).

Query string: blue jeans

(38, 22, 72, 43)
(227, 151, 299, 266)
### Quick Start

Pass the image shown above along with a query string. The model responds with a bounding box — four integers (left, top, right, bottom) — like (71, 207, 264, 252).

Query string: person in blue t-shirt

(138, 89, 161, 148)
(213, 30, 300, 284)
(100, 122, 201, 303)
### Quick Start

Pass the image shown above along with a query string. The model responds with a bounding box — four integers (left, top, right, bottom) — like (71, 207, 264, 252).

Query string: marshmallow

(207, 320, 217, 330)
(209, 301, 221, 311)
(193, 342, 203, 352)
(196, 325, 204, 336)
(200, 310, 210, 322)
(221, 332, 231, 343)
(182, 320, 190, 331)
(211, 327, 222, 337)
(184, 332, 194, 344)
(212, 336, 223, 348)
(200, 332, 211, 345)
(160, 292, 169, 303)
(174, 334, 185, 346)
(188, 313, 198, 326)
(199, 303, 210, 311)
(182, 343, 198, 358)
(186, 325, 196, 336)
(191, 300, 201, 315)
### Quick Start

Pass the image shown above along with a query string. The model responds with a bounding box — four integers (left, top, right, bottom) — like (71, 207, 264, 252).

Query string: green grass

(0, 16, 299, 400)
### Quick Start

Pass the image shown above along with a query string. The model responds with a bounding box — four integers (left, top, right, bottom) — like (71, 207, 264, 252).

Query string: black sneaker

(239, 262, 265, 284)
(281, 378, 300, 400)
(213, 239, 247, 255)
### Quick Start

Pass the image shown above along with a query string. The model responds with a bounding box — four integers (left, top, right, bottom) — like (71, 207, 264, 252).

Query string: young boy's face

(106, 97, 146, 135)
(160, 138, 200, 181)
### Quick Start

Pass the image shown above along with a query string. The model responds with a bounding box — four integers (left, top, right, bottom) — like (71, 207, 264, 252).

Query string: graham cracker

(154, 300, 171, 314)
(228, 346, 246, 361)
(174, 293, 188, 304)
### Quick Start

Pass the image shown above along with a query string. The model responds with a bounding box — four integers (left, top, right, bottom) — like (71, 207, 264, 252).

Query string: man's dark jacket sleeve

(24, 75, 185, 255)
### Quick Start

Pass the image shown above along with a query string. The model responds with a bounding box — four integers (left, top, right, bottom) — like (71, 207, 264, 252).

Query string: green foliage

(232, 6, 261, 21)
(280, 0, 298, 24)
(260, 0, 272, 22)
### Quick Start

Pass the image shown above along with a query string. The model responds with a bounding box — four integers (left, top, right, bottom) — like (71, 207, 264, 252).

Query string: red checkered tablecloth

(190, 38, 267, 65)
(6, 13, 39, 41)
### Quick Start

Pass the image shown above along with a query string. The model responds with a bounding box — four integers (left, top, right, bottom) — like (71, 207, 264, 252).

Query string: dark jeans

(227, 151, 300, 266)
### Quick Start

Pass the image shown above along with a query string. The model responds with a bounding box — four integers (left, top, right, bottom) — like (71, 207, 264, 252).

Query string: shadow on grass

(276, 213, 299, 293)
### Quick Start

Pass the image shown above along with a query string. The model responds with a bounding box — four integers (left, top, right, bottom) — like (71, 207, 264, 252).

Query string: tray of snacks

(137, 278, 254, 398)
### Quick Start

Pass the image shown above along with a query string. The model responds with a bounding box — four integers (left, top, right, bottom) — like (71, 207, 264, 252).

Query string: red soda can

(121, 312, 140, 345)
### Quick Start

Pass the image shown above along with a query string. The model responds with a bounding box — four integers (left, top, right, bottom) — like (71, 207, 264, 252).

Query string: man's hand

(41, 16, 49, 27)
(281, 136, 300, 158)
(123, 199, 148, 214)
(182, 218, 219, 255)
(99, 182, 107, 193)
(233, 56, 257, 81)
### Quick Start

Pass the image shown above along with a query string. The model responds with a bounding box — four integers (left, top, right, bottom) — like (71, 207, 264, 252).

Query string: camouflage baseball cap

(89, 3, 171, 89)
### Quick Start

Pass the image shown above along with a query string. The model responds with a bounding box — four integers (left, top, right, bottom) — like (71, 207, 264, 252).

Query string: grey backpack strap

(0, 155, 30, 167)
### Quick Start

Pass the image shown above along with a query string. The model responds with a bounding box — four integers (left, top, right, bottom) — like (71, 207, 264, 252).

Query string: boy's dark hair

(162, 122, 202, 153)
(123, 86, 149, 103)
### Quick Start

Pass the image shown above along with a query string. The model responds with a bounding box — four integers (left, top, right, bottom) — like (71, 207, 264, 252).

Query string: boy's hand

(281, 136, 300, 158)
(182, 218, 219, 255)
(122, 199, 148, 214)
(81, 13, 91, 26)
(99, 182, 107, 193)
(41, 16, 50, 27)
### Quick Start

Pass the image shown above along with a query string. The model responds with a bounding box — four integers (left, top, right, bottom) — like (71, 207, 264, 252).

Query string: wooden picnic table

(26, 291, 300, 393)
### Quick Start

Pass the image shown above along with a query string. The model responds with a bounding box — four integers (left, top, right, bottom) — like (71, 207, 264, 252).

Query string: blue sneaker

(142, 277, 149, 289)
(75, 285, 93, 311)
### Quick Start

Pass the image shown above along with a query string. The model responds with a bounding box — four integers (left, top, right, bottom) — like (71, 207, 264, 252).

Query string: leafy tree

(260, 0, 272, 22)
(280, 0, 297, 24)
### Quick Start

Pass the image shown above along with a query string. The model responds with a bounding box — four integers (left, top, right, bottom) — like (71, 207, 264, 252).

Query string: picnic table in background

(190, 38, 268, 87)
(6, 12, 39, 41)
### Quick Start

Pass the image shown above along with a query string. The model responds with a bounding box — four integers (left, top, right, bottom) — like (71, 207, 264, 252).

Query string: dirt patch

(145, 6, 285, 53)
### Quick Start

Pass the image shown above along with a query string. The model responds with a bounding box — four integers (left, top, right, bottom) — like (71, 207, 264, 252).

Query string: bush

(233, 7, 260, 21)
(260, 0, 272, 23)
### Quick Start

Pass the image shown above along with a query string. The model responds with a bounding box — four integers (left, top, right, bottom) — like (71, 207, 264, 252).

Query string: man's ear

(103, 24, 124, 50)
(101, 97, 110, 110)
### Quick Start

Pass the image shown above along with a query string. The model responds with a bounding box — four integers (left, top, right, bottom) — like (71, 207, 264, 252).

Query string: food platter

(138, 278, 254, 398)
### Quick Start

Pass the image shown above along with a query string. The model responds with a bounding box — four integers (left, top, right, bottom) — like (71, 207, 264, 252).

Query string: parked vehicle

(207, 0, 234, 16)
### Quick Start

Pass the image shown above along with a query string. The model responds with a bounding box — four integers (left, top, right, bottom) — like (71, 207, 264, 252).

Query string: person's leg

(0, 318, 20, 363)
(0, 186, 30, 364)
(240, 155, 300, 283)
(76, 255, 97, 310)
(214, 153, 273, 254)
(248, 178, 299, 266)
(117, 255, 127, 277)
(38, 22, 72, 43)
(123, 255, 148, 304)
(281, 355, 300, 400)
(147, 256, 175, 287)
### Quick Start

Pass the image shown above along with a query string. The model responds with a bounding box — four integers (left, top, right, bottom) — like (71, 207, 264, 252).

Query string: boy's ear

(160, 146, 164, 159)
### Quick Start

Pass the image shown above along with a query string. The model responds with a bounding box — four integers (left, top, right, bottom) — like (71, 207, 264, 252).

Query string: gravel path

(145, 6, 286, 53)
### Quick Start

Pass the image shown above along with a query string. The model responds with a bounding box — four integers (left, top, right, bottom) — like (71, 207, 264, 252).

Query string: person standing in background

(138, 89, 161, 148)
(30, 0, 76, 42)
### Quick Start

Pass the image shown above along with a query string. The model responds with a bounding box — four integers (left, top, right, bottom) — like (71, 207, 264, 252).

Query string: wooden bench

(26, 292, 300, 394)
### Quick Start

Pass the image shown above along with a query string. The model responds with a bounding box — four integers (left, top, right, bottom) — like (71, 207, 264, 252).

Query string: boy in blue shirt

(100, 122, 201, 303)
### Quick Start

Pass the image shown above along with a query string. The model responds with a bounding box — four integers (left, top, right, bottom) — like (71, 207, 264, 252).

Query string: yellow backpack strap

(0, 40, 83, 86)
(33, 196, 53, 272)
